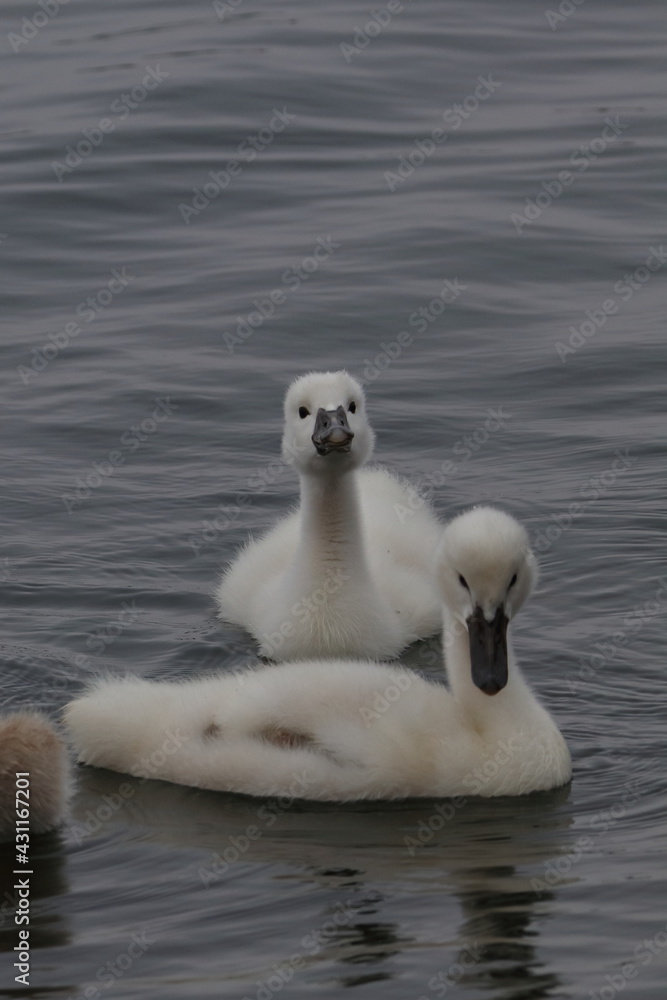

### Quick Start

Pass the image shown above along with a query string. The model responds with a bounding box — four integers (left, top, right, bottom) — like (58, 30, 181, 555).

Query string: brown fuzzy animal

(0, 711, 71, 840)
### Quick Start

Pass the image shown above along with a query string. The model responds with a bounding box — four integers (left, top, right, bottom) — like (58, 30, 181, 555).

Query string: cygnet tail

(64, 676, 219, 782)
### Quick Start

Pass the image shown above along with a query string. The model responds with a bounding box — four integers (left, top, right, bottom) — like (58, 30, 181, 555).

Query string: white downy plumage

(66, 507, 571, 801)
(216, 371, 442, 660)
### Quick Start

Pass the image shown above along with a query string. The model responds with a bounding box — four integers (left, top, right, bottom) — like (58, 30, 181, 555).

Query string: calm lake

(1, 0, 666, 997)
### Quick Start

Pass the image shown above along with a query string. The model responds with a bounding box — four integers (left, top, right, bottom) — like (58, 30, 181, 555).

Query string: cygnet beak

(311, 406, 354, 456)
(467, 605, 509, 695)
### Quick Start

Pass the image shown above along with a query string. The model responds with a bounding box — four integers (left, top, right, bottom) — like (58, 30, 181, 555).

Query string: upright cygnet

(216, 371, 442, 660)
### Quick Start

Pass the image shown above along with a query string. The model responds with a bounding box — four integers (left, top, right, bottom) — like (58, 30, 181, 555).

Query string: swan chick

(0, 711, 72, 840)
(67, 507, 571, 800)
(216, 370, 442, 661)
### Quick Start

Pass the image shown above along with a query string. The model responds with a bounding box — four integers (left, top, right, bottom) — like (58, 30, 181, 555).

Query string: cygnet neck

(297, 464, 370, 579)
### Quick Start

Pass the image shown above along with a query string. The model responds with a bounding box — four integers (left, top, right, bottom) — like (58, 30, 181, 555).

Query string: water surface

(1, 0, 666, 997)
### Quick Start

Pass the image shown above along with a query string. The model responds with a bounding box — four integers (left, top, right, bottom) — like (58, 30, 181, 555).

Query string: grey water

(1, 0, 666, 996)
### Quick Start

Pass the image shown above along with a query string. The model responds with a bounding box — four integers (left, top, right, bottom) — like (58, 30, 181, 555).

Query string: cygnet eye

(298, 406, 310, 419)
(508, 573, 518, 589)
(348, 401, 356, 414)
(458, 574, 470, 591)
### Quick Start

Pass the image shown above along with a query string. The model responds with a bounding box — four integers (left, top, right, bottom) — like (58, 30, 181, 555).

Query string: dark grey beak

(467, 605, 509, 695)
(311, 406, 354, 455)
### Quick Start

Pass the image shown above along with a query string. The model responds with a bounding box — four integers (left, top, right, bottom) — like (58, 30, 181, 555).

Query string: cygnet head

(436, 507, 538, 696)
(282, 371, 374, 474)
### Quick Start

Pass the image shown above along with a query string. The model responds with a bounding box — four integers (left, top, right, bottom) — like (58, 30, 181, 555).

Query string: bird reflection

(67, 766, 575, 1000)
(450, 868, 561, 997)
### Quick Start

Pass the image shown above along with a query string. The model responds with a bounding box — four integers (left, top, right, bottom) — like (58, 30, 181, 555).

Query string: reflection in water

(65, 766, 577, 998)
(452, 870, 561, 999)
(299, 861, 565, 999)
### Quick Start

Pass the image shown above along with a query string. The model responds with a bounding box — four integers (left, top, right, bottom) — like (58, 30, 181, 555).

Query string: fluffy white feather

(216, 371, 442, 660)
